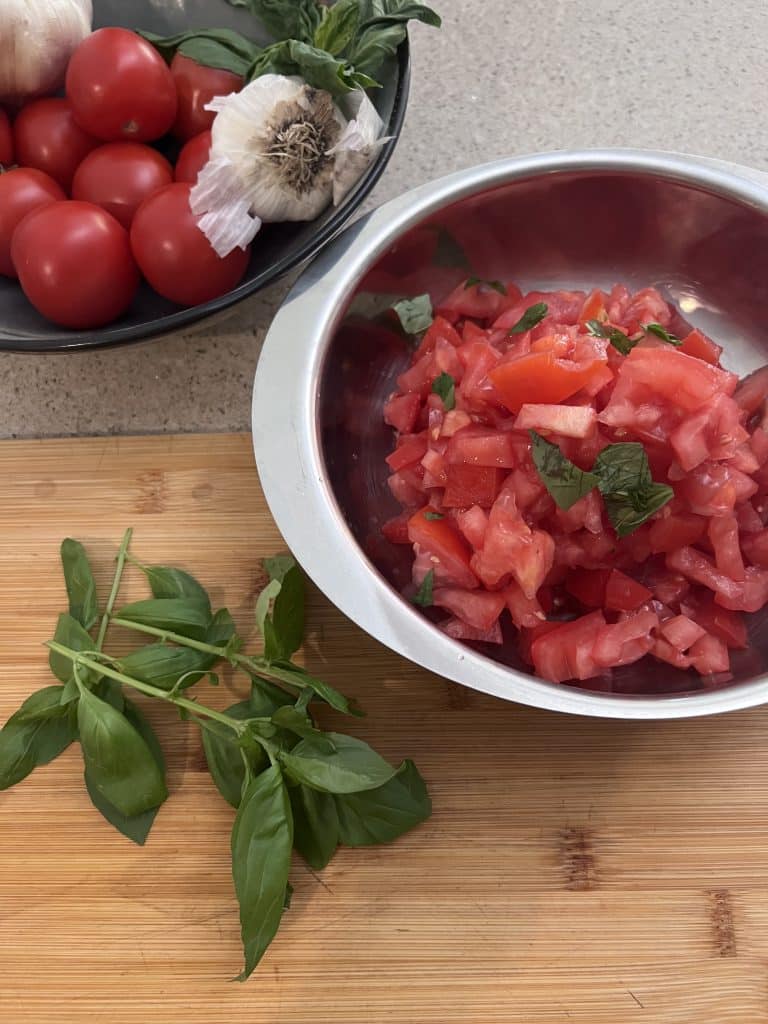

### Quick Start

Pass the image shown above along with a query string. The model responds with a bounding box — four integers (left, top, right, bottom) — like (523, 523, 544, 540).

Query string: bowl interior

(318, 166, 768, 699)
(0, 0, 406, 351)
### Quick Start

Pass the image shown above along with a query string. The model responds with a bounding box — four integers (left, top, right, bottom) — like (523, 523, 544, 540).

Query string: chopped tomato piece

(688, 634, 730, 675)
(565, 568, 611, 608)
(408, 507, 478, 589)
(660, 614, 706, 651)
(433, 587, 505, 631)
(708, 514, 745, 581)
(648, 513, 706, 553)
(384, 392, 421, 433)
(504, 580, 547, 629)
(443, 465, 504, 508)
(514, 403, 597, 438)
(385, 433, 428, 472)
(440, 616, 503, 644)
(488, 350, 608, 414)
(381, 511, 412, 544)
(592, 609, 658, 668)
(455, 505, 488, 549)
(579, 289, 607, 324)
(733, 365, 768, 415)
(531, 611, 606, 682)
(679, 328, 722, 365)
(447, 427, 518, 468)
(604, 569, 653, 611)
(683, 595, 747, 649)
(412, 315, 463, 360)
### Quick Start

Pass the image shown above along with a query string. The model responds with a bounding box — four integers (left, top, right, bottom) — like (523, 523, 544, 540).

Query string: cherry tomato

(170, 53, 243, 141)
(0, 168, 65, 278)
(174, 130, 212, 184)
(13, 99, 99, 191)
(72, 143, 173, 229)
(12, 201, 140, 328)
(66, 28, 178, 143)
(130, 183, 250, 306)
(0, 109, 13, 166)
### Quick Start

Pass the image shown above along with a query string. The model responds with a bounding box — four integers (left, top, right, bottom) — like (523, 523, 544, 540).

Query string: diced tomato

(604, 569, 653, 611)
(412, 315, 463, 361)
(614, 346, 738, 411)
(443, 465, 504, 508)
(666, 546, 745, 605)
(679, 328, 722, 365)
(518, 620, 560, 665)
(447, 427, 517, 468)
(385, 433, 428, 472)
(421, 448, 448, 487)
(437, 279, 512, 322)
(708, 514, 745, 581)
(396, 352, 436, 396)
(471, 484, 554, 596)
(742, 529, 768, 568)
(592, 609, 659, 668)
(714, 566, 768, 613)
(660, 614, 706, 651)
(652, 636, 692, 670)
(381, 511, 412, 544)
(565, 568, 611, 608)
(555, 491, 603, 535)
(457, 340, 502, 399)
(514, 403, 597, 438)
(676, 462, 757, 517)
(579, 289, 607, 324)
(433, 587, 505, 631)
(737, 502, 764, 534)
(504, 580, 546, 629)
(648, 513, 706, 554)
(408, 507, 478, 589)
(650, 572, 690, 606)
(456, 504, 489, 549)
(488, 350, 608, 413)
(388, 471, 423, 507)
(751, 428, 768, 466)
(440, 616, 503, 644)
(684, 595, 747, 649)
(688, 634, 730, 675)
(384, 392, 421, 434)
(531, 611, 606, 682)
(440, 409, 473, 437)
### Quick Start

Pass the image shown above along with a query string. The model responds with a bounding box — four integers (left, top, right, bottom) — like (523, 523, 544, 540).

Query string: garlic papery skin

(330, 90, 389, 206)
(190, 75, 347, 258)
(0, 0, 92, 104)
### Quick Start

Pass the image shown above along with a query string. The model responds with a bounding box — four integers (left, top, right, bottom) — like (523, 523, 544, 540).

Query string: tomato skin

(407, 507, 478, 589)
(72, 143, 173, 229)
(130, 183, 250, 307)
(12, 201, 139, 329)
(13, 99, 99, 191)
(0, 109, 13, 166)
(66, 29, 178, 143)
(170, 54, 242, 141)
(174, 130, 212, 184)
(488, 351, 607, 412)
(0, 169, 65, 278)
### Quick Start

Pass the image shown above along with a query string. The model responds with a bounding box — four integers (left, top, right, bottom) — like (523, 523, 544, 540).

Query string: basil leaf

(465, 276, 506, 295)
(260, 555, 305, 662)
(139, 28, 258, 76)
(202, 701, 266, 808)
(120, 644, 213, 691)
(529, 430, 599, 510)
(231, 765, 293, 981)
(335, 759, 431, 846)
(261, 662, 361, 717)
(508, 301, 548, 335)
(207, 608, 237, 647)
(431, 372, 456, 411)
(289, 784, 339, 870)
(93, 678, 124, 712)
(392, 294, 433, 335)
(85, 700, 166, 845)
(644, 323, 681, 345)
(49, 613, 99, 686)
(60, 539, 98, 630)
(117, 598, 212, 640)
(233, 0, 321, 43)
(603, 483, 674, 538)
(140, 565, 212, 614)
(271, 706, 336, 753)
(250, 677, 296, 716)
(592, 443, 652, 495)
(77, 688, 167, 817)
(314, 0, 360, 55)
(424, 511, 443, 520)
(347, 1, 442, 78)
(585, 319, 636, 355)
(411, 568, 434, 607)
(0, 686, 77, 791)
(279, 733, 397, 794)
(248, 39, 376, 95)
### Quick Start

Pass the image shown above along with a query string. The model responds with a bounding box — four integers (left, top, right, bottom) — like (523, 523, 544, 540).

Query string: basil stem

(95, 527, 133, 651)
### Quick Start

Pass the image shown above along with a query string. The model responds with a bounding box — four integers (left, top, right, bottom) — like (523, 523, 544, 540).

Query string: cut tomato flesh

(488, 351, 607, 413)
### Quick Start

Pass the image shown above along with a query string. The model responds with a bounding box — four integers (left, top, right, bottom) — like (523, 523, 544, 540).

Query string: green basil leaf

(289, 784, 339, 870)
(117, 598, 212, 640)
(335, 759, 431, 845)
(0, 686, 77, 791)
(392, 294, 433, 335)
(529, 430, 599, 510)
(431, 372, 456, 411)
(585, 319, 637, 355)
(207, 607, 238, 648)
(423, 511, 443, 520)
(271, 706, 336, 753)
(250, 677, 296, 716)
(49, 613, 99, 685)
(260, 555, 305, 662)
(120, 644, 214, 691)
(347, 1, 441, 77)
(85, 700, 165, 845)
(644, 322, 681, 345)
(314, 0, 360, 55)
(592, 442, 652, 495)
(231, 765, 293, 981)
(139, 28, 258, 76)
(233, 0, 321, 43)
(60, 539, 98, 630)
(279, 733, 397, 794)
(464, 276, 505, 295)
(77, 688, 167, 817)
(261, 662, 361, 717)
(202, 701, 266, 808)
(248, 39, 375, 96)
(508, 301, 548, 334)
(411, 568, 434, 607)
(140, 565, 212, 613)
(603, 483, 674, 538)
(93, 678, 124, 712)
(255, 579, 282, 637)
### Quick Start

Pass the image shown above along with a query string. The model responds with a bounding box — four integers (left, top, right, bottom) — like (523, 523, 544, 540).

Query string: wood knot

(135, 470, 166, 514)
(709, 888, 736, 956)
(559, 828, 598, 890)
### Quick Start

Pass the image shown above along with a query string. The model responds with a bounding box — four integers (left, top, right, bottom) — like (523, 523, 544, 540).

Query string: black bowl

(0, 0, 410, 352)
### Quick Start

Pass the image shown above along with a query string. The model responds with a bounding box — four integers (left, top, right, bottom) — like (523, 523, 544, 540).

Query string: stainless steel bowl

(253, 149, 768, 719)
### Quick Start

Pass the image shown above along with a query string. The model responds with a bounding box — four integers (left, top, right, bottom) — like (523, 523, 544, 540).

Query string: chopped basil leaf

(585, 319, 637, 356)
(644, 323, 681, 345)
(464, 276, 506, 295)
(424, 511, 444, 521)
(603, 483, 674, 538)
(528, 431, 599, 511)
(392, 294, 433, 334)
(431, 372, 456, 411)
(508, 302, 548, 335)
(411, 569, 434, 607)
(592, 443, 652, 495)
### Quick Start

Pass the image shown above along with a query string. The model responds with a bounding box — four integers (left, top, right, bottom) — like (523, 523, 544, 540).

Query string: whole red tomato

(0, 168, 65, 278)
(171, 54, 242, 141)
(66, 28, 178, 143)
(72, 143, 173, 228)
(0, 109, 13, 166)
(12, 201, 140, 328)
(13, 99, 99, 190)
(130, 183, 250, 306)
(174, 130, 212, 184)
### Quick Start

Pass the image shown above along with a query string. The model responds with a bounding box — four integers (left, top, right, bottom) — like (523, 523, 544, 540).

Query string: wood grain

(2, 433, 768, 1024)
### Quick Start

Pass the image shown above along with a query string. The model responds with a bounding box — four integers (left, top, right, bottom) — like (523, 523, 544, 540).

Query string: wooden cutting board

(1, 433, 767, 1024)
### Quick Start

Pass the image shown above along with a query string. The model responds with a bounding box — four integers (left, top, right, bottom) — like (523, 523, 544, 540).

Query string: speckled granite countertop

(3, 0, 767, 439)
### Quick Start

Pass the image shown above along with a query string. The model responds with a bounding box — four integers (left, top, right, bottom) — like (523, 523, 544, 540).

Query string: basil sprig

(392, 294, 433, 335)
(0, 531, 430, 981)
(431, 372, 456, 411)
(529, 432, 673, 537)
(586, 318, 682, 354)
(508, 302, 548, 335)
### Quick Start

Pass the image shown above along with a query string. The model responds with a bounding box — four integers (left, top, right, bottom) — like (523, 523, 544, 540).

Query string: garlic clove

(330, 90, 390, 206)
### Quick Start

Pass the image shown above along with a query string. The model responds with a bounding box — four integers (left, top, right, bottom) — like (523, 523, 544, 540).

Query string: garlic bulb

(190, 75, 387, 258)
(0, 0, 92, 104)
